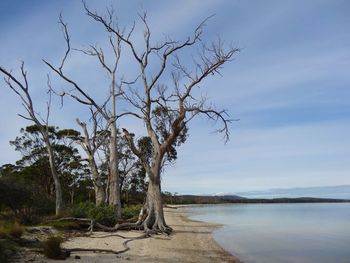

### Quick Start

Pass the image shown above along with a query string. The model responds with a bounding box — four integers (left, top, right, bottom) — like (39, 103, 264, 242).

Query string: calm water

(184, 203, 350, 263)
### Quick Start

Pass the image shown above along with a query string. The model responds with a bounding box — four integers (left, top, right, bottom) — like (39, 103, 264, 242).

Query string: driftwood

(164, 205, 178, 209)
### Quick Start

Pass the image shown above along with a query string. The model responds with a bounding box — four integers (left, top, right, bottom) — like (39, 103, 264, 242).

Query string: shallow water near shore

(184, 203, 350, 263)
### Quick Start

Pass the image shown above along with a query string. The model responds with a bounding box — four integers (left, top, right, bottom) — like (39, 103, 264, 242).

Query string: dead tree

(60, 108, 107, 205)
(43, 15, 124, 217)
(76, 112, 107, 205)
(83, 5, 239, 233)
(0, 64, 64, 215)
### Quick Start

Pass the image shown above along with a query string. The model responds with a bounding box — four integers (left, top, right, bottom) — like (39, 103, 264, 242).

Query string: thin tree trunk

(109, 123, 122, 218)
(76, 118, 106, 205)
(86, 156, 105, 205)
(44, 135, 63, 215)
(70, 189, 74, 205)
(108, 71, 122, 218)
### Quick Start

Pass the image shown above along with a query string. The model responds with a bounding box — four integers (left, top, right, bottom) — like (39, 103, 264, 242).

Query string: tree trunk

(44, 136, 63, 215)
(70, 189, 74, 205)
(108, 123, 122, 218)
(78, 119, 106, 206)
(89, 157, 105, 205)
(141, 164, 172, 234)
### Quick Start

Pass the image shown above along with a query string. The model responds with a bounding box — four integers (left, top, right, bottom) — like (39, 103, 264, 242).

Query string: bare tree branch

(122, 128, 151, 174)
(0, 63, 64, 214)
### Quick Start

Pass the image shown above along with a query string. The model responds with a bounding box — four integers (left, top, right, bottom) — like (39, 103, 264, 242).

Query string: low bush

(122, 204, 142, 219)
(88, 204, 117, 226)
(0, 221, 24, 239)
(50, 202, 119, 228)
(0, 178, 55, 224)
(42, 236, 63, 259)
(0, 239, 18, 263)
(72, 202, 94, 218)
(47, 221, 80, 230)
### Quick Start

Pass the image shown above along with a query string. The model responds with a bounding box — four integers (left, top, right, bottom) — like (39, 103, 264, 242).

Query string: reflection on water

(185, 203, 350, 263)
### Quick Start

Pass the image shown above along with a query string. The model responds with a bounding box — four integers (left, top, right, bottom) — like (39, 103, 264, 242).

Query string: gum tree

(0, 65, 64, 215)
(58, 109, 108, 205)
(44, 15, 124, 217)
(82, 5, 239, 233)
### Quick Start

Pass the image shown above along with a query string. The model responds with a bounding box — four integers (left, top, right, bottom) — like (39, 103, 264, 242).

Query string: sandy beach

(22, 207, 241, 263)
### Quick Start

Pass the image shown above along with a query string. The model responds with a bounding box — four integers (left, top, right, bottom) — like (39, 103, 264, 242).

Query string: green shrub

(72, 202, 94, 218)
(0, 240, 18, 263)
(88, 204, 117, 226)
(122, 204, 142, 219)
(0, 221, 24, 239)
(47, 221, 80, 230)
(58, 202, 118, 227)
(42, 236, 63, 259)
(0, 178, 54, 224)
(55, 208, 73, 219)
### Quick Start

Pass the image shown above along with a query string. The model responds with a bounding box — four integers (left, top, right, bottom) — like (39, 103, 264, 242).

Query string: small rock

(74, 255, 81, 259)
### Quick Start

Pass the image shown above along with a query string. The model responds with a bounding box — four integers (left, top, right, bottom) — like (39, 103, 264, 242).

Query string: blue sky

(0, 0, 349, 195)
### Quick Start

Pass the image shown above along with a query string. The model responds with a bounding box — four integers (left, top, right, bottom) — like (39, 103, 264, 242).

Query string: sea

(183, 203, 350, 263)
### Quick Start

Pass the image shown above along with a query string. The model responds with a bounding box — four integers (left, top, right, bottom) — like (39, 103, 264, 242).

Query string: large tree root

(27, 231, 150, 258)
(67, 232, 150, 255)
(40, 213, 172, 260)
(47, 216, 172, 235)
(31, 205, 173, 259)
(48, 203, 174, 235)
(47, 217, 144, 232)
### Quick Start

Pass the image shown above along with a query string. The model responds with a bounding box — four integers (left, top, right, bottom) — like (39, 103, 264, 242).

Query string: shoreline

(175, 206, 243, 263)
(21, 207, 242, 262)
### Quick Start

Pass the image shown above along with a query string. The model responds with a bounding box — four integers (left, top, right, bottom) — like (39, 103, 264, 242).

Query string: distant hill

(236, 185, 350, 199)
(231, 197, 350, 204)
(163, 193, 349, 205)
(163, 194, 245, 204)
(219, 195, 247, 201)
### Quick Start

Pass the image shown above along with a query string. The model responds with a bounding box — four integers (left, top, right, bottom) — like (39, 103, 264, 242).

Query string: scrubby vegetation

(0, 176, 54, 224)
(0, 221, 23, 261)
(47, 220, 80, 230)
(0, 221, 24, 239)
(71, 201, 118, 226)
(0, 239, 18, 263)
(71, 202, 95, 218)
(42, 236, 69, 259)
(88, 204, 118, 226)
(122, 204, 143, 220)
